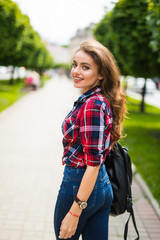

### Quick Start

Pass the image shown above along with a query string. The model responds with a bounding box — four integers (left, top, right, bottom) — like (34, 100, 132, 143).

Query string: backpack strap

(118, 142, 140, 240)
(124, 206, 140, 240)
(124, 207, 139, 240)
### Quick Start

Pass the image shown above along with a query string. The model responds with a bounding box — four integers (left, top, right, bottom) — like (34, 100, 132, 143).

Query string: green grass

(0, 79, 27, 112)
(120, 97, 160, 205)
(0, 75, 51, 112)
(40, 75, 51, 87)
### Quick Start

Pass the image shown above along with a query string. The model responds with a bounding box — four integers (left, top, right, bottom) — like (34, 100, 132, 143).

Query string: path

(0, 73, 159, 240)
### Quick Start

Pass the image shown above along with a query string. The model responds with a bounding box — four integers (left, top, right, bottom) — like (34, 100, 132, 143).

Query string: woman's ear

(98, 73, 103, 81)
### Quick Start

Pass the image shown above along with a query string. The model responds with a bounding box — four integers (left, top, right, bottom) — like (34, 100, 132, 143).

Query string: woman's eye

(82, 66, 89, 70)
(72, 63, 77, 68)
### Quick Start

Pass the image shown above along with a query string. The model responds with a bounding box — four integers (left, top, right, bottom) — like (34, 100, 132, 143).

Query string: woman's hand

(59, 212, 79, 239)
(59, 165, 100, 239)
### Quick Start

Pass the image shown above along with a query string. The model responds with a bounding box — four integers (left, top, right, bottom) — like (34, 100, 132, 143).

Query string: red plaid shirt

(62, 86, 113, 168)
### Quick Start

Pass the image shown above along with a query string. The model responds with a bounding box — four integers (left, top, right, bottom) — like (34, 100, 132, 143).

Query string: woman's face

(71, 50, 102, 94)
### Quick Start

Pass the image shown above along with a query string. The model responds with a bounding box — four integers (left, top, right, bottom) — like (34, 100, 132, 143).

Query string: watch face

(80, 202, 87, 209)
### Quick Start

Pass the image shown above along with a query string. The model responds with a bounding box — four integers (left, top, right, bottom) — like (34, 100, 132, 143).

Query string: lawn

(120, 97, 160, 205)
(0, 75, 50, 112)
(0, 79, 26, 112)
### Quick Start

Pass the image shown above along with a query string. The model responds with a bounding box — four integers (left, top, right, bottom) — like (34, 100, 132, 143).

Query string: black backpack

(105, 142, 139, 240)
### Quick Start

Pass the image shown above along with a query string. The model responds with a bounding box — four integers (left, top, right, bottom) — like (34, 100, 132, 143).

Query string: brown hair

(75, 40, 127, 146)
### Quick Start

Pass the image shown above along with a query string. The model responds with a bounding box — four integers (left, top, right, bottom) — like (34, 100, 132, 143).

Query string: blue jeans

(54, 164, 113, 240)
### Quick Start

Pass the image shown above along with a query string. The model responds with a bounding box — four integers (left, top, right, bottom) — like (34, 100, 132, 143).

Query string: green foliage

(61, 45, 69, 48)
(93, 12, 113, 52)
(147, 0, 160, 64)
(94, 0, 160, 112)
(110, 0, 159, 78)
(93, 11, 128, 75)
(0, 0, 25, 64)
(53, 63, 70, 71)
(93, 0, 160, 78)
(0, 0, 54, 71)
(121, 97, 160, 204)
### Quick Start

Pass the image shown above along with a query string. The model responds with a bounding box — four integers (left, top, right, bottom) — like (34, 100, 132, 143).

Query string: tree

(0, 0, 25, 65)
(93, 11, 129, 76)
(110, 0, 160, 112)
(147, 0, 160, 64)
(0, 0, 54, 82)
(94, 0, 160, 112)
(16, 21, 53, 72)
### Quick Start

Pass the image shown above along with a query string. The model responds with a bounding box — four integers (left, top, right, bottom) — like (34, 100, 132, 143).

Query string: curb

(132, 164, 160, 218)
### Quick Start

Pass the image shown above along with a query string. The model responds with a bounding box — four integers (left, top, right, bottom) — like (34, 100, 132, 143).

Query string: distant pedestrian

(54, 40, 126, 240)
(25, 71, 40, 90)
(25, 75, 33, 88)
(31, 71, 40, 90)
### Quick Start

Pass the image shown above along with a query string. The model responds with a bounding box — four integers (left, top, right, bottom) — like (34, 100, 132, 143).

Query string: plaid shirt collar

(74, 86, 102, 104)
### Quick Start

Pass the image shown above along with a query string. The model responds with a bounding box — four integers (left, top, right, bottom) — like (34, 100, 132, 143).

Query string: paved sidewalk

(0, 74, 159, 240)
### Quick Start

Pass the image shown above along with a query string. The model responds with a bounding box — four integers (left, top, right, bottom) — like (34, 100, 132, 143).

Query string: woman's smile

(71, 50, 102, 94)
(73, 75, 84, 83)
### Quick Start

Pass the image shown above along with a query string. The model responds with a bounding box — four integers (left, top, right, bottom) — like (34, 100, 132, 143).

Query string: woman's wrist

(70, 201, 83, 216)
(68, 210, 80, 218)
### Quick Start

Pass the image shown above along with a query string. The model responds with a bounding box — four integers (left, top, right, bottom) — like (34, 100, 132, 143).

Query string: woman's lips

(74, 77, 83, 83)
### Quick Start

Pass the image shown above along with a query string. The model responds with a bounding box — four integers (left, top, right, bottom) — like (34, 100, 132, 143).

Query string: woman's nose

(73, 66, 80, 75)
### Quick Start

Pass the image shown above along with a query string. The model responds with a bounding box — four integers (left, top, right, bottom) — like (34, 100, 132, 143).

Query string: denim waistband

(63, 163, 109, 183)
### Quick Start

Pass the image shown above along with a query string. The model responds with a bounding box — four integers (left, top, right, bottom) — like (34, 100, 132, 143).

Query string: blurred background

(0, 0, 160, 239)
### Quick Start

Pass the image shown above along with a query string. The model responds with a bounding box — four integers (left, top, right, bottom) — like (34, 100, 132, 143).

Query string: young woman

(54, 40, 126, 240)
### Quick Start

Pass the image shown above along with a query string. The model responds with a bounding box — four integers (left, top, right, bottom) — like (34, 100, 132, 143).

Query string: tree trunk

(140, 78, 147, 113)
(9, 66, 14, 85)
(124, 76, 128, 91)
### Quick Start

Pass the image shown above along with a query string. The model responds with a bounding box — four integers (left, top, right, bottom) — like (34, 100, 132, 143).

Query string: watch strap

(74, 196, 87, 209)
(74, 195, 81, 203)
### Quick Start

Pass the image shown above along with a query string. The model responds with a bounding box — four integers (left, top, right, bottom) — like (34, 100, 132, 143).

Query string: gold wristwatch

(74, 196, 87, 209)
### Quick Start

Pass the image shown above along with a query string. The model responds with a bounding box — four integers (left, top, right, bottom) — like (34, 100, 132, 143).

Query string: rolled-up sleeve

(80, 99, 106, 166)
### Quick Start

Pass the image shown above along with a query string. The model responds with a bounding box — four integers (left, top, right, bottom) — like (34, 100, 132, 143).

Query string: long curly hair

(76, 40, 127, 146)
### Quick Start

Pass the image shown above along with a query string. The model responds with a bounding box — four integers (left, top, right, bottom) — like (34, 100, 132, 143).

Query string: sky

(13, 0, 117, 45)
